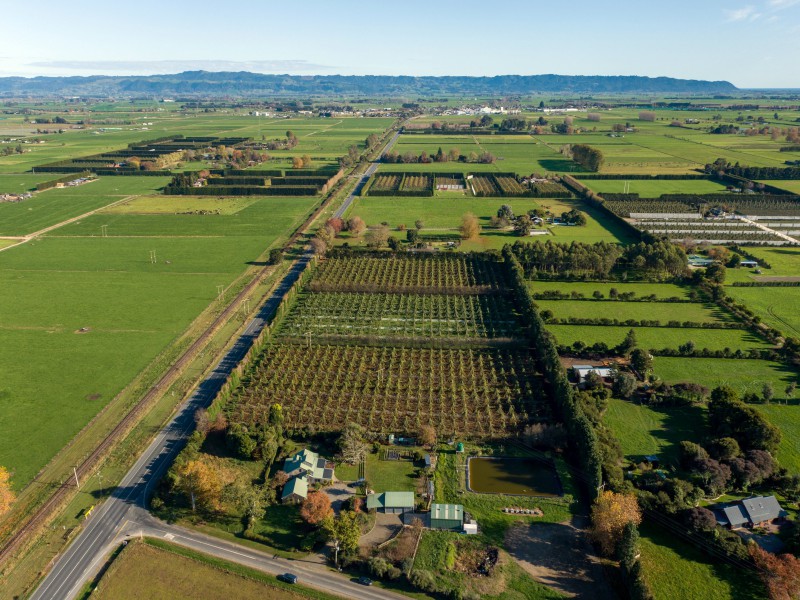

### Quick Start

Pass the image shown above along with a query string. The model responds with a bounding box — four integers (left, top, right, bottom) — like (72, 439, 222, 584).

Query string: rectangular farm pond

(467, 457, 562, 498)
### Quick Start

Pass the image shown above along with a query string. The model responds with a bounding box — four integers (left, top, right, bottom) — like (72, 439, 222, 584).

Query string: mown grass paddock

(0, 194, 319, 488)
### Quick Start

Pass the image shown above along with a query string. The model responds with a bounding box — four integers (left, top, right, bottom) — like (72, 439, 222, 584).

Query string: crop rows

(278, 292, 523, 341)
(400, 174, 432, 192)
(495, 175, 526, 196)
(309, 254, 508, 294)
(605, 201, 697, 217)
(470, 175, 500, 196)
(230, 345, 546, 436)
(371, 174, 401, 192)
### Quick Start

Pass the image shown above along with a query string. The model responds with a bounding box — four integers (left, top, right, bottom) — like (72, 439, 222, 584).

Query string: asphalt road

(333, 130, 401, 220)
(31, 130, 407, 600)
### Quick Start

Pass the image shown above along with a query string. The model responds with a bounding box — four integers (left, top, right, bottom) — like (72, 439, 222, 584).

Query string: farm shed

(573, 365, 614, 383)
(367, 491, 415, 514)
(281, 475, 308, 504)
(429, 503, 464, 531)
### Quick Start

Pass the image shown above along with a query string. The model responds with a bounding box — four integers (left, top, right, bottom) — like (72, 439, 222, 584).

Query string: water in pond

(468, 457, 562, 497)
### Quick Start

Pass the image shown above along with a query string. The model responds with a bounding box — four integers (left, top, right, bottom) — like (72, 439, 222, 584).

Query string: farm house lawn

(0, 176, 171, 236)
(526, 280, 693, 300)
(604, 399, 706, 467)
(535, 299, 734, 323)
(0, 196, 319, 488)
(365, 450, 419, 493)
(759, 404, 800, 474)
(92, 539, 336, 600)
(639, 524, 766, 600)
(579, 178, 729, 196)
(739, 246, 800, 277)
(548, 324, 769, 352)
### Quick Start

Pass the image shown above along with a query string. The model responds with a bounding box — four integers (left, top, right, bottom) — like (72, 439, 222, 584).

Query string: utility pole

(149, 250, 157, 264)
(73, 466, 80, 488)
(101, 224, 108, 238)
(216, 285, 225, 303)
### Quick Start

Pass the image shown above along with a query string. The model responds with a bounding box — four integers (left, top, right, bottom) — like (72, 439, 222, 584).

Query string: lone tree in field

(459, 213, 481, 240)
(514, 214, 534, 236)
(0, 466, 15, 516)
(339, 422, 368, 465)
(365, 225, 390, 248)
(591, 491, 642, 557)
(347, 216, 366, 237)
(639, 111, 656, 122)
(301, 491, 333, 526)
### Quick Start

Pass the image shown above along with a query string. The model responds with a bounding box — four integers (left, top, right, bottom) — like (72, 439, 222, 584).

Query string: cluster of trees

(704, 158, 800, 180)
(338, 144, 362, 168)
(508, 240, 623, 279)
(380, 148, 495, 164)
(311, 215, 366, 254)
(1, 144, 24, 156)
(264, 130, 298, 151)
(502, 246, 604, 494)
(291, 154, 313, 169)
(560, 208, 587, 225)
(568, 144, 604, 172)
(225, 403, 285, 463)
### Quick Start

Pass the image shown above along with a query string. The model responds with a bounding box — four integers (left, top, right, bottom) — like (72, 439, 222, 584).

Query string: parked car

(278, 573, 298, 584)
(355, 576, 373, 586)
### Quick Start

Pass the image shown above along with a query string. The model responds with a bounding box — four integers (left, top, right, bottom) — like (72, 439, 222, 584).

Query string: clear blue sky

(1, 0, 799, 87)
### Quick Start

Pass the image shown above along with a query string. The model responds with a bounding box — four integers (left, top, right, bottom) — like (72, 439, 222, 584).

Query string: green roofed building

(281, 475, 309, 504)
(429, 503, 464, 531)
(366, 491, 415, 514)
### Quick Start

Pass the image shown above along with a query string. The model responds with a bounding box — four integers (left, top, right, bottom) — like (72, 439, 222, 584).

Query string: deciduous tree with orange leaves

(750, 544, 800, 600)
(590, 490, 642, 556)
(301, 490, 333, 526)
(176, 459, 222, 512)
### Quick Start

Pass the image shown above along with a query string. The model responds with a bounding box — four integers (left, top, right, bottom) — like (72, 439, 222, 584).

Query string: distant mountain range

(0, 71, 738, 97)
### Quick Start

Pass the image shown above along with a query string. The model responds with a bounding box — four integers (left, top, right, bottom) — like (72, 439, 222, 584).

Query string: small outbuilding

(367, 491, 415, 514)
(429, 503, 464, 531)
(573, 365, 614, 383)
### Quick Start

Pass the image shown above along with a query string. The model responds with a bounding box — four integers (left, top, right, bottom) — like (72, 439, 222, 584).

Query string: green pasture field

(101, 195, 259, 215)
(526, 280, 692, 299)
(579, 178, 729, 196)
(0, 115, 392, 173)
(758, 180, 800, 194)
(382, 134, 570, 174)
(0, 196, 319, 488)
(547, 324, 769, 352)
(534, 299, 733, 323)
(91, 539, 333, 600)
(653, 357, 797, 397)
(0, 173, 56, 193)
(0, 176, 171, 236)
(758, 404, 800, 473)
(536, 198, 637, 244)
(727, 287, 800, 339)
(742, 246, 800, 276)
(0, 239, 21, 250)
(604, 398, 706, 466)
(639, 524, 766, 600)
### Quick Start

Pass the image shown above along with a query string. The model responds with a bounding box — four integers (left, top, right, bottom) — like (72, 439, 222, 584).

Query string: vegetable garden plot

(278, 292, 524, 341)
(230, 345, 547, 437)
(309, 254, 509, 295)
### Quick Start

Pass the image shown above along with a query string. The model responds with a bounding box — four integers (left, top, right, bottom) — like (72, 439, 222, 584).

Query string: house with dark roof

(282, 448, 334, 483)
(713, 496, 786, 529)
